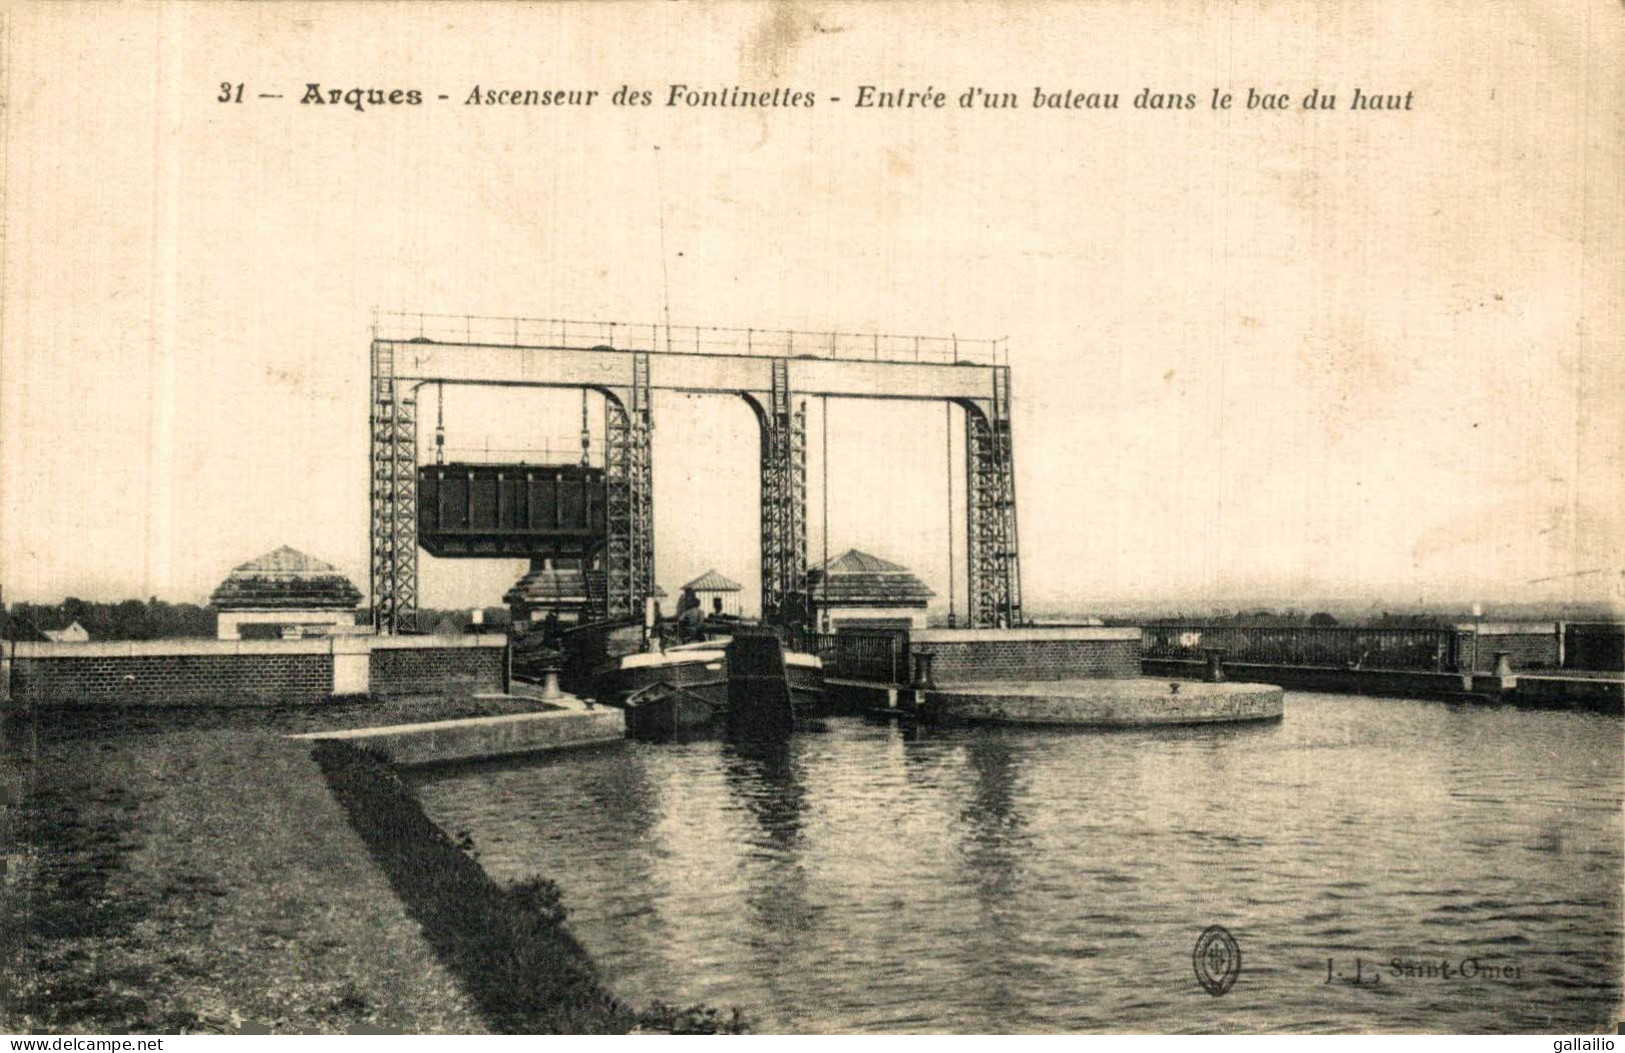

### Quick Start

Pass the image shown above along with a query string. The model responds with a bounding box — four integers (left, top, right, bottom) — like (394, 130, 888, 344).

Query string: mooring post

(911, 650, 936, 690)
(1203, 649, 1227, 683)
(540, 656, 564, 701)
(909, 649, 936, 718)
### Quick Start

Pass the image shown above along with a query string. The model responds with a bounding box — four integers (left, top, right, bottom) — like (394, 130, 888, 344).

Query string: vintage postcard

(1, 0, 1620, 1040)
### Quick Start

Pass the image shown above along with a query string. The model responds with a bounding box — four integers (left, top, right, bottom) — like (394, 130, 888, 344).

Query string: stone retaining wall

(927, 679, 1283, 726)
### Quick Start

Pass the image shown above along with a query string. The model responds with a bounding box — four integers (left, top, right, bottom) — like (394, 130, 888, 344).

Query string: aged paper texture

(0, 0, 1620, 1037)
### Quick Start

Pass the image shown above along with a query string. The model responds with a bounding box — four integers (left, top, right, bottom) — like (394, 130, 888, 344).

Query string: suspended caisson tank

(417, 462, 607, 558)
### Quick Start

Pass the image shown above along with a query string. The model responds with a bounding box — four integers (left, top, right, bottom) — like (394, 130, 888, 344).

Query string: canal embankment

(1140, 622, 1624, 713)
(1, 704, 739, 1035)
(313, 741, 739, 1034)
(818, 623, 1621, 716)
(291, 706, 626, 766)
(1141, 658, 1623, 713)
(1, 722, 488, 1034)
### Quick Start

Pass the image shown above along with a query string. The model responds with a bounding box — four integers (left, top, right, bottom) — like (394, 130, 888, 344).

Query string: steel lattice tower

(369, 340, 419, 633)
(964, 366, 1023, 628)
(603, 352, 655, 619)
(756, 359, 809, 623)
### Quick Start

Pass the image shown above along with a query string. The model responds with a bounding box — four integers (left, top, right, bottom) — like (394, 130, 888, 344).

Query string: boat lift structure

(369, 312, 1023, 634)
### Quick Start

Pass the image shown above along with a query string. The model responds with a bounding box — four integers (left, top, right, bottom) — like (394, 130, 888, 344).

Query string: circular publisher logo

(1193, 925, 1241, 996)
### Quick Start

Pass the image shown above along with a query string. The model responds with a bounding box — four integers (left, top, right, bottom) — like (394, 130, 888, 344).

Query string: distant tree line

(2, 597, 217, 641)
(2, 601, 523, 641)
(1142, 609, 1455, 628)
(408, 607, 513, 635)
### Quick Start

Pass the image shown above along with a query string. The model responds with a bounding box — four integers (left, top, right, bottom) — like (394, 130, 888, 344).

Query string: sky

(1, 1, 1620, 618)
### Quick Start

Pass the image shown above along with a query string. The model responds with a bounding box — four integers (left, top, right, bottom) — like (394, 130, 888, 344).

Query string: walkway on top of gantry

(371, 310, 1010, 369)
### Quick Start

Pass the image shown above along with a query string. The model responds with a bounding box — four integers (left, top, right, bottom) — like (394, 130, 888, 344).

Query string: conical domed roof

(807, 548, 934, 606)
(210, 547, 361, 610)
(504, 566, 589, 606)
(681, 569, 743, 592)
(230, 545, 340, 574)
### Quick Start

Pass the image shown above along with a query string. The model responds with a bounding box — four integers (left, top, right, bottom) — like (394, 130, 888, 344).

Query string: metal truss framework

(369, 341, 419, 634)
(603, 352, 655, 619)
(964, 366, 1024, 629)
(756, 360, 809, 623)
(366, 324, 1021, 633)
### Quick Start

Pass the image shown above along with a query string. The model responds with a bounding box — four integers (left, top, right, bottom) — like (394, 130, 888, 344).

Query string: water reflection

(721, 734, 806, 853)
(953, 733, 1032, 1023)
(409, 695, 1623, 1033)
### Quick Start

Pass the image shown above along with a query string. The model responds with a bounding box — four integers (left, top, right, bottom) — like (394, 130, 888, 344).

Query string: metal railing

(1141, 625, 1461, 672)
(1562, 622, 1625, 673)
(435, 445, 604, 467)
(813, 630, 909, 684)
(372, 309, 1008, 367)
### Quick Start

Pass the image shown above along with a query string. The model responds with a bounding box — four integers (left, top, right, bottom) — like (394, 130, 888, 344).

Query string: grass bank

(2, 708, 744, 1034)
(313, 741, 742, 1034)
(2, 723, 485, 1034)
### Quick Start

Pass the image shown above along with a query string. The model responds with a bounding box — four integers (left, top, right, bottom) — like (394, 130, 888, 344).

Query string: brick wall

(909, 628, 1141, 684)
(368, 644, 506, 697)
(10, 651, 334, 706)
(1459, 625, 1560, 672)
(4, 637, 510, 707)
(1472, 632, 1557, 672)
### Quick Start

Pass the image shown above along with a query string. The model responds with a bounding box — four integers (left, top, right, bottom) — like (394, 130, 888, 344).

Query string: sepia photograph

(0, 0, 1620, 1040)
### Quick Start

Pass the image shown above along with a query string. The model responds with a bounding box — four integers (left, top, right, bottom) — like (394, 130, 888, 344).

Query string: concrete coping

(910, 626, 1141, 643)
(7, 634, 508, 660)
(288, 707, 584, 740)
(370, 635, 509, 650)
(620, 650, 726, 669)
(1450, 622, 1558, 635)
(936, 677, 1278, 697)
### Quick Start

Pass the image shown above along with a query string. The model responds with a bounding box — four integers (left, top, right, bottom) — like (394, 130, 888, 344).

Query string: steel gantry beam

(380, 339, 1002, 404)
(369, 341, 419, 634)
(367, 326, 1022, 633)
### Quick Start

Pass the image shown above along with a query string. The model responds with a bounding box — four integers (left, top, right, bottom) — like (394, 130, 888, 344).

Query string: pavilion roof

(210, 546, 361, 610)
(504, 567, 589, 605)
(807, 549, 935, 607)
(681, 569, 743, 593)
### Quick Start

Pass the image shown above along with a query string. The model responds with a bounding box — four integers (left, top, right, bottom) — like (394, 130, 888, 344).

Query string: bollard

(1203, 649, 1227, 683)
(911, 651, 937, 691)
(1493, 651, 1513, 678)
(540, 659, 564, 701)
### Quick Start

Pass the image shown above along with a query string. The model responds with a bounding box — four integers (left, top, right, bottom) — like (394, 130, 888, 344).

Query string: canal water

(408, 693, 1622, 1033)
